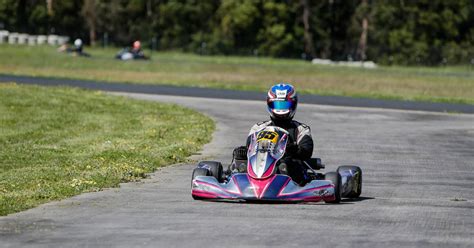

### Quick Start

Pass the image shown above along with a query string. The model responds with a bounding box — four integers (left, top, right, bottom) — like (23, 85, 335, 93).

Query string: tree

(368, 0, 473, 65)
(300, 0, 315, 59)
(257, 1, 298, 57)
(82, 0, 97, 46)
(356, 0, 369, 61)
(46, 0, 53, 16)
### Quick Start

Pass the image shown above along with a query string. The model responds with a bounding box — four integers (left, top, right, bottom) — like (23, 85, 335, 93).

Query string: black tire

(338, 165, 362, 198)
(191, 168, 209, 200)
(191, 168, 208, 185)
(324, 171, 341, 203)
(198, 161, 223, 183)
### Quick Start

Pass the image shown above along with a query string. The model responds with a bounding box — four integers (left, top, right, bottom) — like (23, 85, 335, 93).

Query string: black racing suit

(246, 118, 314, 185)
(131, 48, 146, 59)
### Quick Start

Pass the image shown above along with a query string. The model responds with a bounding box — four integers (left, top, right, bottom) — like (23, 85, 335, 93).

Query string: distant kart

(191, 126, 362, 203)
(115, 48, 148, 60)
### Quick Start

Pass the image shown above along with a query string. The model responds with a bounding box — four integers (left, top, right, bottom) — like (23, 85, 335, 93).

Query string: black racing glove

(233, 146, 248, 160)
(286, 143, 299, 156)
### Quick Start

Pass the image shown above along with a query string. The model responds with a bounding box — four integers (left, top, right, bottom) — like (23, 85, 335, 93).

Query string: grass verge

(0, 83, 214, 216)
(0, 45, 473, 105)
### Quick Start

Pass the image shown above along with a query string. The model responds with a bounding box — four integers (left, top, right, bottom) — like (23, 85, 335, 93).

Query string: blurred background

(1, 0, 473, 65)
(0, 0, 473, 105)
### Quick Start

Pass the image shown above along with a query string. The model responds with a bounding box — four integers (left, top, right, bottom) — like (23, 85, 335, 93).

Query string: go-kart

(115, 48, 149, 60)
(191, 126, 362, 203)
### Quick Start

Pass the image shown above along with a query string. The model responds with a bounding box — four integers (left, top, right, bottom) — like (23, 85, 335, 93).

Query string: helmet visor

(269, 100, 293, 111)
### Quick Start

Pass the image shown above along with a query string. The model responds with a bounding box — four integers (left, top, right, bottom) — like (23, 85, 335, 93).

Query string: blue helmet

(267, 83, 298, 120)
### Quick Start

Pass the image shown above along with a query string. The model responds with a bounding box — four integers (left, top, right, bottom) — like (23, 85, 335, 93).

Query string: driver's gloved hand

(286, 143, 299, 156)
(233, 146, 247, 160)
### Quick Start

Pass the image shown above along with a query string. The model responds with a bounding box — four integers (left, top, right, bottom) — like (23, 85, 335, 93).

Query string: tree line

(0, 0, 473, 65)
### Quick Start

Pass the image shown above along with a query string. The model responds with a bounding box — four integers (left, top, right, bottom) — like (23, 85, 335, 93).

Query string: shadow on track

(342, 196, 375, 203)
(194, 196, 375, 205)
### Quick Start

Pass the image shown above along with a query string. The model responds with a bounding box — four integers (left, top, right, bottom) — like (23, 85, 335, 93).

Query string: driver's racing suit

(246, 118, 314, 185)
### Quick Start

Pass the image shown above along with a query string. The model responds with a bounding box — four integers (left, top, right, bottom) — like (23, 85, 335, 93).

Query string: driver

(246, 83, 313, 185)
(131, 40, 146, 59)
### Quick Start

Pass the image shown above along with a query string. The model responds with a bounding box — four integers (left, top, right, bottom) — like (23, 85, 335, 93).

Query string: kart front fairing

(191, 126, 336, 202)
(191, 173, 336, 202)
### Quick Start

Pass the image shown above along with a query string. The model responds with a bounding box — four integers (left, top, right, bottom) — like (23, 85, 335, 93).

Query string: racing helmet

(74, 38, 82, 47)
(267, 83, 298, 120)
(133, 40, 141, 49)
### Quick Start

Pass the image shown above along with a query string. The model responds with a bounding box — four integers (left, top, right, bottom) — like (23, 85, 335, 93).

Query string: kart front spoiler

(191, 173, 336, 202)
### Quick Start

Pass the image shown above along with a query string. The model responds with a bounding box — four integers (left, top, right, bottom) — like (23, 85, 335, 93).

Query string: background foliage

(0, 0, 472, 65)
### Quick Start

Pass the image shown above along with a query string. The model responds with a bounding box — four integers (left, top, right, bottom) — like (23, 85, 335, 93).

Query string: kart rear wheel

(338, 165, 362, 198)
(198, 161, 224, 183)
(324, 172, 341, 203)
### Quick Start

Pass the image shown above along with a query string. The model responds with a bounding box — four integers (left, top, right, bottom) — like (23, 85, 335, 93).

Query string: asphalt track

(1, 73, 473, 113)
(1, 90, 473, 247)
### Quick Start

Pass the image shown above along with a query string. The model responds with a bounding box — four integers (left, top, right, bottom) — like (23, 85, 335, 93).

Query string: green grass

(0, 83, 214, 216)
(0, 44, 473, 104)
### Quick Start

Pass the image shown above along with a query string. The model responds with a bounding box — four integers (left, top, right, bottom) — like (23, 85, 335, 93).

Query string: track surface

(1, 93, 473, 247)
(1, 73, 473, 113)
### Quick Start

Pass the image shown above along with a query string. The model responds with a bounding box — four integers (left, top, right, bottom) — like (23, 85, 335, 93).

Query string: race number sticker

(275, 90, 287, 99)
(257, 131, 279, 144)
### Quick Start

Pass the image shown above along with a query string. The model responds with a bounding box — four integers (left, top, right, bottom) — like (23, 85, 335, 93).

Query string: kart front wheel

(198, 161, 224, 183)
(338, 165, 362, 198)
(191, 168, 208, 184)
(191, 168, 209, 200)
(324, 172, 341, 203)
